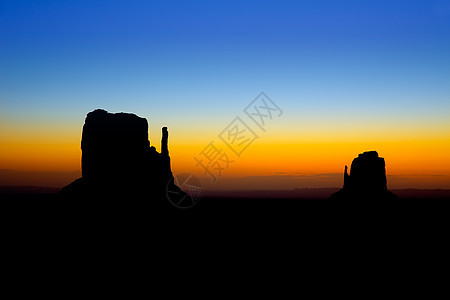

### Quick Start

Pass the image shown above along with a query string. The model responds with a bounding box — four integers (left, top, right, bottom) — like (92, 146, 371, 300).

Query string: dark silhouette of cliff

(60, 109, 186, 206)
(331, 151, 398, 200)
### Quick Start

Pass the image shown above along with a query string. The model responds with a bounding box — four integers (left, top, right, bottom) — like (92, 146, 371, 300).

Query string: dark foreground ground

(1, 187, 449, 227)
(1, 187, 449, 281)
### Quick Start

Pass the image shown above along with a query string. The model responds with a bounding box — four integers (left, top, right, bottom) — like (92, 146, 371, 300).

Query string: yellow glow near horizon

(1, 116, 450, 188)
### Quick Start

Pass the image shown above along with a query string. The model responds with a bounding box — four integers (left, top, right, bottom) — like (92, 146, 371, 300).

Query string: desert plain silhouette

(2, 108, 450, 245)
(2, 109, 450, 214)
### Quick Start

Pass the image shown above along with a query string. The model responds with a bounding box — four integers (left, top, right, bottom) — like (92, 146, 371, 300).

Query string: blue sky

(1, 0, 450, 133)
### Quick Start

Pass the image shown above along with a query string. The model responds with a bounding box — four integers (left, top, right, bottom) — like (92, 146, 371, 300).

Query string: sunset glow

(1, 0, 450, 191)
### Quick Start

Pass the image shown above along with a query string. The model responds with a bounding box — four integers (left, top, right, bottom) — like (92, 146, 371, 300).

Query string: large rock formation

(331, 151, 398, 200)
(61, 109, 185, 204)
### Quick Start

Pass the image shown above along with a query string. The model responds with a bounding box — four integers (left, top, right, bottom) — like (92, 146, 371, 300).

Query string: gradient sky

(1, 0, 450, 189)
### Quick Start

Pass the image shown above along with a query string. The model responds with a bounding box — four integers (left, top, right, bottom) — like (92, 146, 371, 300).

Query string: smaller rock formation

(331, 151, 398, 200)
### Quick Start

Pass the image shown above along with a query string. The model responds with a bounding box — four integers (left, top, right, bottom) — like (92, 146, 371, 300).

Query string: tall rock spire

(161, 127, 168, 156)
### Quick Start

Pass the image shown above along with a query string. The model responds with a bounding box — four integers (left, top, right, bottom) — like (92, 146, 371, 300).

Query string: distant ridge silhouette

(331, 151, 398, 200)
(60, 109, 186, 205)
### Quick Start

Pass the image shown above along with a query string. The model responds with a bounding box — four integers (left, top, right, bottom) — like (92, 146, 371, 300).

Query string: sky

(1, 0, 450, 189)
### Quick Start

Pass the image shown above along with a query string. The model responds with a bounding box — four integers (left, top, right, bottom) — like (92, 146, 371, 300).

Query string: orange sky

(1, 116, 449, 190)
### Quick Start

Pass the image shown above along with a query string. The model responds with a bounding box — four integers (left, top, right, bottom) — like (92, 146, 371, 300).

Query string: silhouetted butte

(331, 151, 398, 200)
(60, 109, 186, 205)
